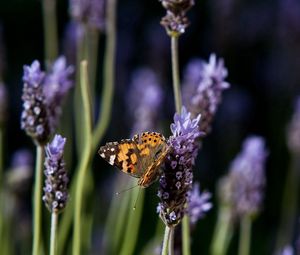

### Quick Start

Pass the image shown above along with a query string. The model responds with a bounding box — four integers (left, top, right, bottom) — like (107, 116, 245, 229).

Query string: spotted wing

(133, 132, 169, 187)
(98, 139, 142, 178)
(138, 146, 171, 188)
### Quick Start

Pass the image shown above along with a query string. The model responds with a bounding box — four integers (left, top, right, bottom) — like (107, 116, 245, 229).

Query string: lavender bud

(0, 82, 8, 125)
(159, 0, 194, 36)
(69, 0, 105, 30)
(127, 68, 163, 135)
(43, 135, 69, 213)
(287, 97, 300, 154)
(182, 54, 230, 134)
(223, 136, 268, 218)
(188, 182, 212, 224)
(21, 61, 50, 145)
(157, 107, 203, 227)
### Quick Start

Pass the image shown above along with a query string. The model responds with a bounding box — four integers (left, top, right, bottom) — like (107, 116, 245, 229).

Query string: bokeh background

(0, 0, 300, 254)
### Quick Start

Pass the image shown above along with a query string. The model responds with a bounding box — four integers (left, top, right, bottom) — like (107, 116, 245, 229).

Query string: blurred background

(0, 0, 300, 254)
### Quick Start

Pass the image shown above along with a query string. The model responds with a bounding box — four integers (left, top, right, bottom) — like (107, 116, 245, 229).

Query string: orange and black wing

(98, 139, 142, 178)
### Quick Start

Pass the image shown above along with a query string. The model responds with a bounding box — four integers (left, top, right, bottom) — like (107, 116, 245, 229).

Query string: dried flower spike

(43, 134, 69, 213)
(157, 107, 203, 227)
(159, 0, 195, 36)
(21, 61, 50, 145)
(182, 54, 230, 134)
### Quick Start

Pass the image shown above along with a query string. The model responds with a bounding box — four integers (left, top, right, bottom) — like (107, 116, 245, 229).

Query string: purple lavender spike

(157, 107, 203, 226)
(43, 134, 69, 213)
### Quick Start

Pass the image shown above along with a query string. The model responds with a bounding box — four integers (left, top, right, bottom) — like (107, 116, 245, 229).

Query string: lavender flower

(43, 134, 69, 213)
(21, 58, 73, 144)
(223, 136, 268, 218)
(157, 107, 202, 226)
(287, 97, 300, 154)
(127, 68, 163, 135)
(69, 0, 105, 30)
(159, 0, 194, 36)
(0, 82, 7, 125)
(188, 182, 212, 224)
(44, 56, 74, 131)
(21, 61, 50, 145)
(182, 54, 230, 134)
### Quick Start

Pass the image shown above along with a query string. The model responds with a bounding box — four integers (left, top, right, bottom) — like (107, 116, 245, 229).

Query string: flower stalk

(58, 0, 117, 248)
(171, 36, 182, 113)
(0, 127, 3, 186)
(32, 145, 45, 255)
(182, 215, 191, 255)
(119, 188, 145, 255)
(92, 0, 117, 151)
(50, 212, 58, 255)
(275, 98, 300, 251)
(211, 206, 233, 255)
(238, 214, 252, 255)
(72, 61, 92, 255)
(42, 0, 58, 66)
(161, 226, 172, 255)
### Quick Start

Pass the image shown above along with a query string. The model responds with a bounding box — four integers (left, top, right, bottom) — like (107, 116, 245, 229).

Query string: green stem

(57, 181, 75, 254)
(32, 145, 45, 255)
(92, 0, 117, 151)
(168, 227, 174, 255)
(102, 175, 130, 254)
(0, 127, 3, 254)
(87, 28, 100, 120)
(50, 212, 58, 255)
(0, 128, 3, 247)
(58, 0, 117, 245)
(275, 155, 300, 251)
(74, 24, 88, 156)
(42, 0, 58, 67)
(119, 188, 145, 255)
(171, 36, 182, 113)
(0, 127, 3, 185)
(211, 206, 233, 255)
(238, 214, 252, 255)
(161, 226, 172, 255)
(72, 61, 93, 255)
(182, 215, 191, 255)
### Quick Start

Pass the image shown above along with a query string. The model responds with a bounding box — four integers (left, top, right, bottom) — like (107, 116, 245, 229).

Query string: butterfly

(98, 132, 170, 188)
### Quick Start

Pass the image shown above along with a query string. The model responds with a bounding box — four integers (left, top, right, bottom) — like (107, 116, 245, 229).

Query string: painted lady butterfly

(98, 132, 170, 188)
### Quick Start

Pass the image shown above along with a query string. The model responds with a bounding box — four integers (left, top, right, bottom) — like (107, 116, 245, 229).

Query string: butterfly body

(98, 132, 169, 188)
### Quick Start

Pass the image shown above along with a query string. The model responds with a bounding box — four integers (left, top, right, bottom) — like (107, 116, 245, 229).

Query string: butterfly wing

(98, 132, 170, 187)
(138, 146, 170, 187)
(133, 132, 169, 187)
(98, 139, 143, 178)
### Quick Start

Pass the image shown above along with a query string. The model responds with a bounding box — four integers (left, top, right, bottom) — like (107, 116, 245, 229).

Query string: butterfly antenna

(133, 187, 142, 210)
(115, 184, 139, 195)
